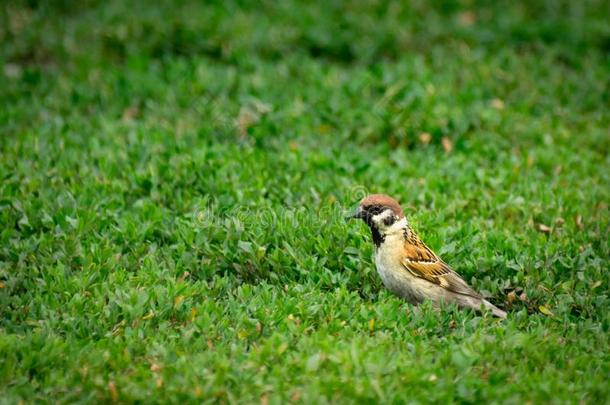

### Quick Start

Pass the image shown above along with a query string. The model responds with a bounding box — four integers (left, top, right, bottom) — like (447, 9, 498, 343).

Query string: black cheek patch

(383, 214, 396, 226)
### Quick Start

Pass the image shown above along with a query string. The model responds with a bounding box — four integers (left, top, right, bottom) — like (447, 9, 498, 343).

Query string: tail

(455, 295, 508, 319)
(482, 299, 507, 319)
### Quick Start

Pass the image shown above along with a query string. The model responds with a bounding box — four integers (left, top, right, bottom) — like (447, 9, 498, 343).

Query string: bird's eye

(369, 205, 383, 215)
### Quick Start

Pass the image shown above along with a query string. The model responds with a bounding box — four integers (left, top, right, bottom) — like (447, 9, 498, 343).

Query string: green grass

(1, 0, 609, 403)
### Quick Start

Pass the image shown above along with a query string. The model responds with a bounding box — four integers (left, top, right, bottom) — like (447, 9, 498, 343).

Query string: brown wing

(401, 229, 481, 298)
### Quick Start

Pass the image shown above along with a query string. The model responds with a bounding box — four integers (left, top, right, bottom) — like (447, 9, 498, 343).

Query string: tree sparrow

(348, 194, 507, 319)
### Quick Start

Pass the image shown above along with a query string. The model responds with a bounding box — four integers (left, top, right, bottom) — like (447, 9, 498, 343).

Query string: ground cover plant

(1, 0, 609, 403)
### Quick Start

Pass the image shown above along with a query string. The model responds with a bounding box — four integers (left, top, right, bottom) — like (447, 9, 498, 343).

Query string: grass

(1, 0, 609, 403)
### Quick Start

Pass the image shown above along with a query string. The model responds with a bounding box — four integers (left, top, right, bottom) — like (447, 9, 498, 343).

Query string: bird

(347, 194, 507, 319)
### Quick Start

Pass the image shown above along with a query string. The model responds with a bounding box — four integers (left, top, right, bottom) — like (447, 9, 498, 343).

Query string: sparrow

(348, 194, 507, 318)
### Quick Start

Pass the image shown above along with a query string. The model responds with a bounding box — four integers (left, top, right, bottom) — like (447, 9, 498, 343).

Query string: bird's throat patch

(371, 226, 385, 247)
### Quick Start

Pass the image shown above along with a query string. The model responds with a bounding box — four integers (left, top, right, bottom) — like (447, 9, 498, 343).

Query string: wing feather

(401, 229, 481, 298)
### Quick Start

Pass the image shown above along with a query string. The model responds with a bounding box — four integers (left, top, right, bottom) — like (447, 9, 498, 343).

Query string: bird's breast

(374, 234, 422, 304)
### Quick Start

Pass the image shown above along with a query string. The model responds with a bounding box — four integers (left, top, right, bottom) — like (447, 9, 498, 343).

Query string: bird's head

(347, 194, 405, 234)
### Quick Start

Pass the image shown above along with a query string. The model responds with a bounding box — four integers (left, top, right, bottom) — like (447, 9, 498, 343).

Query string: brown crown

(359, 194, 404, 218)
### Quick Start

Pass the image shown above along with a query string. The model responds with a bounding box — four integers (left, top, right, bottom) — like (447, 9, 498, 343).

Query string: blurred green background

(1, 0, 609, 403)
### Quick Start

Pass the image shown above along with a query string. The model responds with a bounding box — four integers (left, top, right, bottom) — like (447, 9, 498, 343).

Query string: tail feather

(482, 299, 507, 319)
(458, 295, 507, 318)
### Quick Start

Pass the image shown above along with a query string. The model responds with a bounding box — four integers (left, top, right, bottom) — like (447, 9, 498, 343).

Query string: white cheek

(372, 210, 394, 229)
(388, 217, 408, 233)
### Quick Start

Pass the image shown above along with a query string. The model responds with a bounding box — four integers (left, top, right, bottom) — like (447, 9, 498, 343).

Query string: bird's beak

(345, 206, 363, 222)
